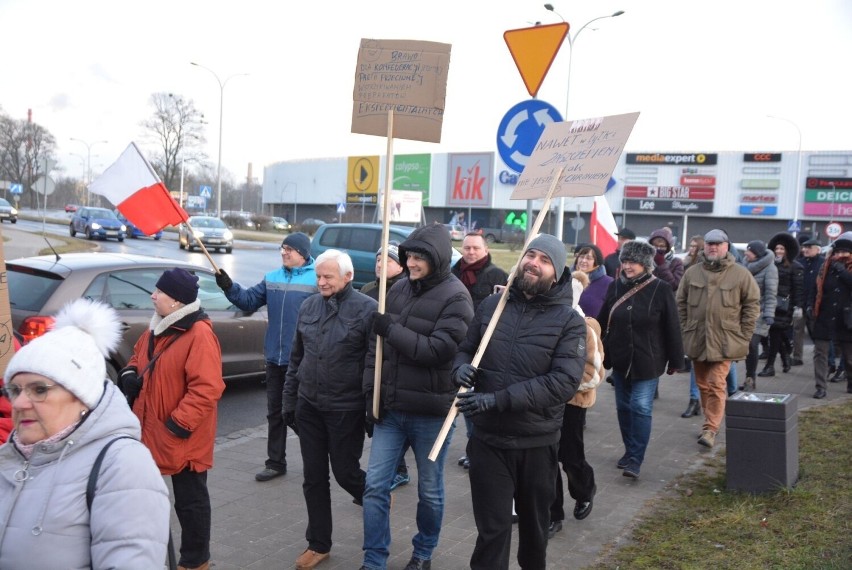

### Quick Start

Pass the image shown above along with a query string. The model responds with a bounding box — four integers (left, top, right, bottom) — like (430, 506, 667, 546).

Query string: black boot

(781, 354, 792, 373)
(758, 365, 775, 377)
(681, 399, 700, 418)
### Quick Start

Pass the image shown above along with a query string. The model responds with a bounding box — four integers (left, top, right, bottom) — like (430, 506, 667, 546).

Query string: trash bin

(726, 392, 798, 493)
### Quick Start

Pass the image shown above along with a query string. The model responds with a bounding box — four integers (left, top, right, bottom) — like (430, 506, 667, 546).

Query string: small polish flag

(591, 195, 618, 258)
(89, 143, 188, 235)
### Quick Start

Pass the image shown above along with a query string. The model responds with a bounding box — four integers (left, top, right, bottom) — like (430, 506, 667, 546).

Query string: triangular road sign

(503, 22, 569, 98)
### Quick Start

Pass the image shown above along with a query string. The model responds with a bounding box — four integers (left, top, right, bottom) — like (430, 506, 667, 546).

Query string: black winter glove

(372, 312, 394, 337)
(456, 391, 498, 417)
(118, 366, 142, 405)
(765, 317, 775, 326)
(366, 391, 383, 425)
(452, 363, 479, 389)
(215, 269, 233, 291)
(283, 411, 298, 435)
(365, 421, 374, 438)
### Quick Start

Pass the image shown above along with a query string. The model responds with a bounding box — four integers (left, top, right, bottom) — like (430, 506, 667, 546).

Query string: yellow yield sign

(503, 22, 569, 98)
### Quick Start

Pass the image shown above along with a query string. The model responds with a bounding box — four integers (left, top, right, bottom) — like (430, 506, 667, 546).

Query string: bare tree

(0, 108, 58, 208)
(140, 93, 208, 192)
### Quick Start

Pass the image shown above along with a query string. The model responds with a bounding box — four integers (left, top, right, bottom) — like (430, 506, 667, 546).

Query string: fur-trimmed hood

(768, 232, 800, 263)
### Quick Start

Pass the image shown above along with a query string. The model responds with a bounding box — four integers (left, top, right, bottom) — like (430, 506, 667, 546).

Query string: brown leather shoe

(296, 549, 330, 570)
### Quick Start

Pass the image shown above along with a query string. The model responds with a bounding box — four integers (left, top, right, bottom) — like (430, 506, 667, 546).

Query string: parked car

(0, 198, 18, 224)
(64, 204, 79, 213)
(271, 216, 292, 232)
(443, 223, 465, 241)
(115, 210, 163, 240)
(312, 223, 462, 288)
(69, 207, 127, 241)
(479, 224, 524, 245)
(7, 253, 267, 381)
(178, 215, 234, 253)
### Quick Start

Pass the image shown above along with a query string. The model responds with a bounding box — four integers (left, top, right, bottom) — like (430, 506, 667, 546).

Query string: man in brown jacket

(676, 229, 760, 448)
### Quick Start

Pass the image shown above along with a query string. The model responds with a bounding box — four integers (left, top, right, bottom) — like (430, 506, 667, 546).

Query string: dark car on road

(70, 207, 127, 241)
(0, 198, 18, 224)
(7, 253, 267, 382)
(178, 215, 234, 253)
(115, 210, 163, 240)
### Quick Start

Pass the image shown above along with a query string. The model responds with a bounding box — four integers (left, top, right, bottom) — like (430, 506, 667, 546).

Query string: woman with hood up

(759, 233, 804, 377)
(649, 227, 685, 290)
(740, 240, 778, 391)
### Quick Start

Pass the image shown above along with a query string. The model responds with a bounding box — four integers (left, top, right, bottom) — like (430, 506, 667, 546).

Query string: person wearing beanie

(759, 233, 805, 378)
(604, 228, 636, 277)
(649, 228, 685, 290)
(451, 231, 585, 569)
(122, 268, 224, 570)
(362, 223, 474, 570)
(573, 243, 614, 318)
(807, 235, 852, 398)
(0, 299, 170, 569)
(214, 231, 317, 482)
(598, 241, 684, 479)
(450, 232, 509, 471)
(677, 231, 760, 449)
(547, 272, 604, 538)
(740, 239, 778, 391)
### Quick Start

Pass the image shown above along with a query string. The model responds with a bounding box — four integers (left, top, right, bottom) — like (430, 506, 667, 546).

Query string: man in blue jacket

(215, 232, 317, 481)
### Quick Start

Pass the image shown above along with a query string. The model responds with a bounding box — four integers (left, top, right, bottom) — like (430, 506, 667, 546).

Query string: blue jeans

(691, 364, 737, 398)
(362, 410, 454, 569)
(613, 371, 658, 468)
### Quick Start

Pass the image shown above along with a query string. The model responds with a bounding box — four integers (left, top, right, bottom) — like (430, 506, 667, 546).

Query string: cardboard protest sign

(352, 39, 451, 143)
(510, 112, 640, 200)
(0, 228, 15, 378)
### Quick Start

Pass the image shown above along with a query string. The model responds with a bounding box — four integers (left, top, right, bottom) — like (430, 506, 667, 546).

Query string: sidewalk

(2, 227, 849, 568)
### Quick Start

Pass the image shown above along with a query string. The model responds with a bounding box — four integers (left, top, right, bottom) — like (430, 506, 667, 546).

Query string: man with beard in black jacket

(361, 223, 474, 570)
(452, 234, 587, 570)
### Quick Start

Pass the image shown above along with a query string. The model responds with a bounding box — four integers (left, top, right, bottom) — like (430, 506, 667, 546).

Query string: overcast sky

(2, 0, 849, 185)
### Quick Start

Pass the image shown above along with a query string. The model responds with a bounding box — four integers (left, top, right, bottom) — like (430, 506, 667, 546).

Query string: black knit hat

(619, 240, 655, 272)
(833, 238, 852, 253)
(747, 240, 767, 258)
(282, 232, 311, 260)
(156, 268, 199, 305)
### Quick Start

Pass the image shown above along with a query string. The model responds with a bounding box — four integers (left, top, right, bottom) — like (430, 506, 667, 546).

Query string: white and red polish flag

(89, 142, 188, 234)
(591, 195, 618, 258)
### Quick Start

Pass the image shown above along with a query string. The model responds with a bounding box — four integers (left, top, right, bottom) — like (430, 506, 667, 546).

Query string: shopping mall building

(262, 149, 852, 249)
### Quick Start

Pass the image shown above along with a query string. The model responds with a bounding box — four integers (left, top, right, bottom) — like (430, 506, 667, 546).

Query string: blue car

(69, 207, 127, 241)
(115, 211, 163, 240)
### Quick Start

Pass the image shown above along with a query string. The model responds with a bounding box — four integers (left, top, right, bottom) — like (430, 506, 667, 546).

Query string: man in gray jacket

(284, 249, 376, 570)
(452, 234, 587, 570)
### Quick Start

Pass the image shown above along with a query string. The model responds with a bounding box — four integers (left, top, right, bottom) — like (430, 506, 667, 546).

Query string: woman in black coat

(760, 233, 804, 376)
(597, 241, 684, 479)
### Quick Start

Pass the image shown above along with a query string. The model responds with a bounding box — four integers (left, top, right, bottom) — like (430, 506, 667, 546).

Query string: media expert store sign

(623, 153, 718, 214)
(393, 154, 431, 205)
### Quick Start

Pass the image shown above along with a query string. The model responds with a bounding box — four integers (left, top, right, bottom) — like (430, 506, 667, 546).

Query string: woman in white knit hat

(0, 299, 171, 569)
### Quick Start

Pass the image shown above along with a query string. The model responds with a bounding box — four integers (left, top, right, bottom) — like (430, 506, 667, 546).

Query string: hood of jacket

(649, 227, 674, 251)
(767, 232, 800, 263)
(399, 223, 453, 290)
(745, 249, 775, 275)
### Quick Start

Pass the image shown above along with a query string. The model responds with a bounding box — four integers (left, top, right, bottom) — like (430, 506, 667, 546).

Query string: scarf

(12, 419, 81, 460)
(459, 255, 489, 288)
(814, 254, 852, 316)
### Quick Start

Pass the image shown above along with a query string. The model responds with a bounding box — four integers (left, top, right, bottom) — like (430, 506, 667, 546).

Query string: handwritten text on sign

(352, 39, 451, 144)
(511, 112, 640, 200)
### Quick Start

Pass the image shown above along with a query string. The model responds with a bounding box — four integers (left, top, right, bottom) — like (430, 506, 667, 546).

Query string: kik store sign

(446, 152, 494, 207)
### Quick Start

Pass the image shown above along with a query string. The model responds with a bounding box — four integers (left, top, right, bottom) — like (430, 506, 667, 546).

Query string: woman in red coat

(0, 335, 24, 444)
(120, 268, 225, 570)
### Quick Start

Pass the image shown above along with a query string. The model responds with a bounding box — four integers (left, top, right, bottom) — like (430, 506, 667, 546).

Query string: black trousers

(468, 436, 558, 570)
(172, 468, 211, 568)
(745, 333, 763, 378)
(550, 405, 596, 522)
(265, 363, 288, 471)
(296, 398, 366, 553)
(765, 325, 792, 368)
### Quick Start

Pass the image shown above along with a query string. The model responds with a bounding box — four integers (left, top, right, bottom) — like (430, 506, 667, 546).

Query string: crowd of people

(0, 222, 849, 570)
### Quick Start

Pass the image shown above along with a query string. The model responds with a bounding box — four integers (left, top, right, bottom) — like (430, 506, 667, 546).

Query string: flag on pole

(591, 195, 619, 258)
(89, 142, 188, 234)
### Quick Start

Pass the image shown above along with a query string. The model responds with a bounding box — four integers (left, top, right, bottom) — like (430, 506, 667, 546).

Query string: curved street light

(70, 137, 108, 206)
(190, 62, 248, 217)
(767, 115, 803, 235)
(545, 4, 624, 241)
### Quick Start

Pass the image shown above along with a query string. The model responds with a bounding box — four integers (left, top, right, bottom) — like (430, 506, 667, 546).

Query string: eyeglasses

(576, 254, 595, 262)
(3, 382, 60, 402)
(280, 246, 296, 254)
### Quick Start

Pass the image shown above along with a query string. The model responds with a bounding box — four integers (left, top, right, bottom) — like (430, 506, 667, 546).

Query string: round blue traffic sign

(496, 99, 563, 173)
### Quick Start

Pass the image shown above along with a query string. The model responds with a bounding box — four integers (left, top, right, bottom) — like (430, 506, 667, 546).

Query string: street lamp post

(545, 4, 624, 242)
(70, 137, 107, 206)
(190, 62, 248, 218)
(767, 115, 803, 236)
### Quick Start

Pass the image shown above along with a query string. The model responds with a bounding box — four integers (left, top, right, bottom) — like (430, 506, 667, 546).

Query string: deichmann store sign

(446, 152, 494, 207)
(804, 177, 852, 217)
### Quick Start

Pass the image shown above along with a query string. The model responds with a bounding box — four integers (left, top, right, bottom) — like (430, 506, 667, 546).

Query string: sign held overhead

(511, 112, 640, 200)
(352, 38, 451, 143)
